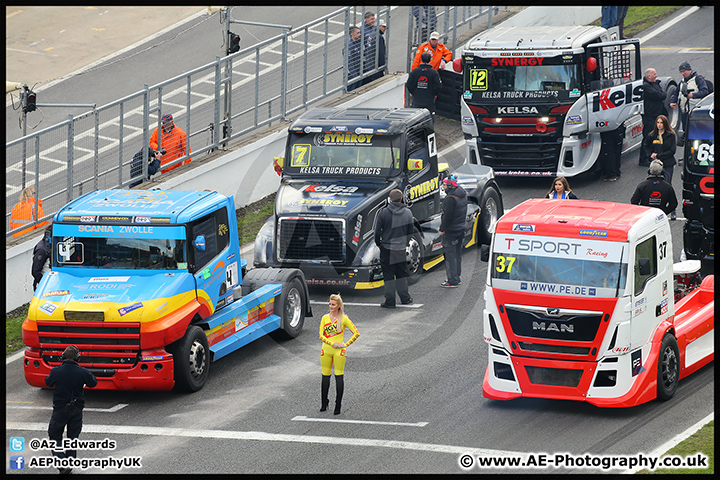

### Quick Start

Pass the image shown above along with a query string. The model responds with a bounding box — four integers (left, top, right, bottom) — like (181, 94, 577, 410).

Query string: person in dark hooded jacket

(630, 159, 678, 216)
(32, 224, 53, 291)
(374, 188, 414, 308)
(439, 175, 467, 287)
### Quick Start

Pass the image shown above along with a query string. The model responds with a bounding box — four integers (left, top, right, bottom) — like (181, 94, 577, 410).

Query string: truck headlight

(353, 239, 380, 266)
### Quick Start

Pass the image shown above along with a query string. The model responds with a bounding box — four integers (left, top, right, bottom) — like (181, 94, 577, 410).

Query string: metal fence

(6, 6, 503, 239)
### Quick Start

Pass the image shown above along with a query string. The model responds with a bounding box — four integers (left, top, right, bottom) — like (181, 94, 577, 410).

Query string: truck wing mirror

(408, 158, 423, 171)
(437, 161, 450, 173)
(637, 258, 651, 276)
(480, 244, 490, 262)
(273, 156, 285, 176)
(193, 235, 206, 252)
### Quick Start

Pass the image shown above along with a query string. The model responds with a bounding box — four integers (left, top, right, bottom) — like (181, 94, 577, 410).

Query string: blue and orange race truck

(480, 199, 714, 407)
(22, 189, 311, 392)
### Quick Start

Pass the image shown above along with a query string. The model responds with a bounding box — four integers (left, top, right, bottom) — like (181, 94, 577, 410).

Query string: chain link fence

(6, 6, 504, 239)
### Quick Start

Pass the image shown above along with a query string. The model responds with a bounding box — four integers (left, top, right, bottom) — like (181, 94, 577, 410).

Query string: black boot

(320, 375, 330, 412)
(334, 375, 344, 415)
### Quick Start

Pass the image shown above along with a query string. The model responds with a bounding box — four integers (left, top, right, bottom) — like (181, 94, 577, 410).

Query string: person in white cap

(411, 31, 452, 71)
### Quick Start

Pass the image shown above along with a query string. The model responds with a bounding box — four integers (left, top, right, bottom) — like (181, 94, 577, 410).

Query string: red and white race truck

(480, 199, 714, 407)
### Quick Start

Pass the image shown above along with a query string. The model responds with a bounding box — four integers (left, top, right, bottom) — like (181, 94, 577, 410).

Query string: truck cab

(681, 93, 714, 275)
(23, 189, 310, 392)
(481, 199, 714, 407)
(255, 107, 504, 289)
(452, 25, 662, 177)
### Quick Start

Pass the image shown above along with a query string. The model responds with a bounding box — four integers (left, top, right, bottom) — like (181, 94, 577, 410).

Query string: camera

(152, 148, 167, 157)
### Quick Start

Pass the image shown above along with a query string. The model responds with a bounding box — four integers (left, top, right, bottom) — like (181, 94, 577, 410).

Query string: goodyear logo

(579, 229, 608, 238)
(406, 177, 439, 202)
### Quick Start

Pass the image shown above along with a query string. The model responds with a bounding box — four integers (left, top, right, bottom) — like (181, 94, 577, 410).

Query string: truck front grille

(505, 306, 602, 342)
(518, 342, 590, 355)
(37, 320, 141, 369)
(525, 366, 583, 387)
(278, 218, 345, 263)
(478, 135, 560, 171)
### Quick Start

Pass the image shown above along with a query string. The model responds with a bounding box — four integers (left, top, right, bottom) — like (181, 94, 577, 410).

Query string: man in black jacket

(45, 345, 98, 474)
(630, 160, 678, 217)
(439, 175, 467, 287)
(639, 68, 667, 166)
(374, 189, 414, 308)
(32, 224, 53, 291)
(406, 52, 442, 118)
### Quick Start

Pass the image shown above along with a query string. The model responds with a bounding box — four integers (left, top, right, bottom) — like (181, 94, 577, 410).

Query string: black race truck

(681, 93, 714, 275)
(254, 107, 503, 289)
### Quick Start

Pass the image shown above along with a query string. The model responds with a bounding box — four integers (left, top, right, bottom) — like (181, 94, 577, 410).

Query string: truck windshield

(464, 57, 583, 102)
(686, 117, 714, 172)
(51, 224, 187, 270)
(490, 234, 628, 298)
(284, 131, 400, 177)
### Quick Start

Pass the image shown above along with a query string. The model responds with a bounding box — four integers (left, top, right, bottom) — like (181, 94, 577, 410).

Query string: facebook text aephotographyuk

(28, 455, 142, 471)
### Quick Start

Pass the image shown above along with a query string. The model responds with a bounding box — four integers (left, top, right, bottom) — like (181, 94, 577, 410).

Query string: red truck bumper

(24, 347, 175, 391)
(482, 345, 661, 408)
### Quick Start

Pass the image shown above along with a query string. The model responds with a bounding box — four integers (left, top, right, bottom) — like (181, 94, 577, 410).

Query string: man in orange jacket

(10, 187, 48, 238)
(150, 113, 191, 174)
(411, 31, 452, 71)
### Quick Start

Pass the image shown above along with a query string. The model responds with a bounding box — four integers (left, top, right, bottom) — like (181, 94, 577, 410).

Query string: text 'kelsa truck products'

(448, 25, 678, 177)
(681, 93, 714, 275)
(23, 190, 312, 392)
(480, 199, 714, 407)
(254, 107, 504, 289)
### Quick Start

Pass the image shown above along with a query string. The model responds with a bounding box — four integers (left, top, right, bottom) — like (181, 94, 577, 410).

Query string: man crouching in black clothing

(45, 345, 97, 474)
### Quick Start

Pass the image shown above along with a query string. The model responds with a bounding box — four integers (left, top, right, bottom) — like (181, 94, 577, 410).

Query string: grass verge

(592, 6, 684, 39)
(637, 420, 714, 474)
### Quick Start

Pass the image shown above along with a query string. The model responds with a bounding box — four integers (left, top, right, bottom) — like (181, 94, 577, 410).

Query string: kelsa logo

(497, 106, 538, 114)
(303, 184, 358, 193)
(591, 83, 643, 112)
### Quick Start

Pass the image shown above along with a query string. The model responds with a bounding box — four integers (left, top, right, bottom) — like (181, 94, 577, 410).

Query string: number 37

(495, 255, 516, 273)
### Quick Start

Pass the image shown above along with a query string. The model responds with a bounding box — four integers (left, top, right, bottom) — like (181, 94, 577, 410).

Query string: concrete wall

(5, 74, 409, 314)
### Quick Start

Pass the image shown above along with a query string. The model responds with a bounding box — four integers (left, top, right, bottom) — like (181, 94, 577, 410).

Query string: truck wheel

(657, 333, 679, 401)
(478, 187, 502, 245)
(278, 278, 305, 338)
(406, 229, 423, 285)
(172, 325, 210, 392)
(665, 83, 680, 132)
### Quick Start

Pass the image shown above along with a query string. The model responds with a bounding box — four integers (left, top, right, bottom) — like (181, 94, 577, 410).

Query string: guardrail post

(142, 85, 150, 181)
(488, 6, 495, 30)
(118, 102, 124, 187)
(218, 55, 226, 149)
(93, 107, 99, 191)
(67, 114, 74, 203)
(323, 19, 329, 95)
(406, 9, 413, 74)
(344, 10, 350, 90)
(280, 30, 288, 121)
(303, 27, 308, 108)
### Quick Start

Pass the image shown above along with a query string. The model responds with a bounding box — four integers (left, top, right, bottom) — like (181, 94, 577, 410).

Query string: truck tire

(665, 83, 680, 132)
(406, 228, 423, 285)
(478, 187, 502, 245)
(657, 333, 679, 401)
(277, 277, 306, 339)
(172, 325, 210, 392)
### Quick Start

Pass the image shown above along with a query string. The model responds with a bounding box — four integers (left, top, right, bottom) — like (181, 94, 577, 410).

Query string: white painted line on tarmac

(292, 415, 428, 427)
(310, 300, 423, 309)
(6, 421, 529, 459)
(6, 403, 129, 413)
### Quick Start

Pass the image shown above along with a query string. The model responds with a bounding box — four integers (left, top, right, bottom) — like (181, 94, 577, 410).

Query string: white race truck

(480, 199, 714, 407)
(450, 25, 676, 177)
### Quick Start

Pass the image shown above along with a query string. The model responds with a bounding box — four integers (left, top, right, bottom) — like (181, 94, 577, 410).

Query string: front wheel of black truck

(406, 229, 423, 285)
(171, 325, 210, 392)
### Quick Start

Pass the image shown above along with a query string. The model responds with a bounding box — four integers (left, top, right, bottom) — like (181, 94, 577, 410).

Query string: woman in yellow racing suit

(319, 293, 360, 415)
